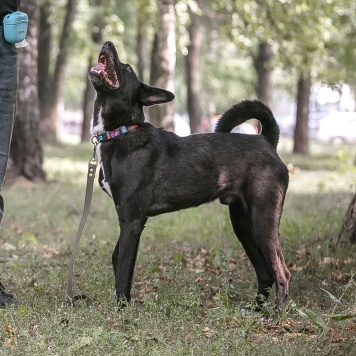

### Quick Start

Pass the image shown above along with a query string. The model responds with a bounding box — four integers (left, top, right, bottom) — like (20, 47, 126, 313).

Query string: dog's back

(215, 100, 280, 149)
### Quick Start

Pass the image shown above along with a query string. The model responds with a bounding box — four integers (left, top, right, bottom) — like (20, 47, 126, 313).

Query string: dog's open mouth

(90, 54, 120, 88)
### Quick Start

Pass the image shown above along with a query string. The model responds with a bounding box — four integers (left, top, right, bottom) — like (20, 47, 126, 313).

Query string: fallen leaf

(240, 251, 248, 261)
(205, 300, 215, 308)
(185, 333, 194, 344)
(126, 335, 140, 342)
(11, 224, 22, 234)
(288, 264, 304, 271)
(2, 242, 16, 251)
(320, 257, 339, 265)
(202, 327, 215, 338)
(211, 286, 219, 295)
(5, 324, 18, 336)
(32, 324, 40, 332)
(228, 261, 237, 271)
(43, 245, 59, 258)
(332, 270, 343, 281)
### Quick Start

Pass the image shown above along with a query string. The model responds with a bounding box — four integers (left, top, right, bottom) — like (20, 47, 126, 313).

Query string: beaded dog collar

(94, 125, 138, 143)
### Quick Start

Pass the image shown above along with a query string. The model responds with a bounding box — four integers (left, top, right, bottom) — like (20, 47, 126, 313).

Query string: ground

(1, 138, 356, 355)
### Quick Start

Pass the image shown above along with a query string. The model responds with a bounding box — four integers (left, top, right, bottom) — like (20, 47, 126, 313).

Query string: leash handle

(66, 145, 98, 306)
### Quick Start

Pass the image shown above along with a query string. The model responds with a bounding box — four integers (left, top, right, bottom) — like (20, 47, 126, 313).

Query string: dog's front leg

(112, 218, 147, 308)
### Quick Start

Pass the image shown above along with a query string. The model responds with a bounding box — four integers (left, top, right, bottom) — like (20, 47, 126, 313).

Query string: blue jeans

(0, 26, 18, 220)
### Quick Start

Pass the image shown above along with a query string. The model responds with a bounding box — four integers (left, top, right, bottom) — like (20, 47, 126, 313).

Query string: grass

(1, 137, 356, 355)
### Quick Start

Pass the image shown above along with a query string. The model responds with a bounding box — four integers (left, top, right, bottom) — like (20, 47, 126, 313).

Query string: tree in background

(339, 192, 356, 244)
(222, 0, 352, 155)
(186, 0, 204, 133)
(149, 0, 176, 131)
(81, 61, 97, 142)
(136, 16, 147, 82)
(11, 0, 356, 148)
(38, 0, 53, 140)
(224, 1, 276, 107)
(81, 0, 105, 142)
(9, 0, 46, 181)
(254, 42, 273, 105)
(293, 73, 311, 155)
(135, 1, 151, 82)
(274, 1, 343, 155)
(335, 1, 356, 244)
(38, 0, 79, 142)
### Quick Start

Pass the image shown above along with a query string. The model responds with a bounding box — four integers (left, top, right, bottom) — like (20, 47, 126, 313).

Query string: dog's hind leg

(248, 199, 291, 310)
(229, 201, 275, 310)
(112, 217, 147, 307)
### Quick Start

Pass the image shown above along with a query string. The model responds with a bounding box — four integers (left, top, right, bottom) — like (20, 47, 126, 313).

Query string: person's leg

(0, 26, 18, 221)
(0, 26, 19, 306)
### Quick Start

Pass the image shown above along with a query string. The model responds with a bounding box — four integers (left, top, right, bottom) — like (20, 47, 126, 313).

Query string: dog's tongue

(91, 62, 105, 75)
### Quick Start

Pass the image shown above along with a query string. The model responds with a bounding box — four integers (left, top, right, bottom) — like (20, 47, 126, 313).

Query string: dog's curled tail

(214, 100, 280, 149)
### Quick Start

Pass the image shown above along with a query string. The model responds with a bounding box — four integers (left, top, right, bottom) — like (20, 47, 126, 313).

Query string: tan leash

(66, 141, 98, 306)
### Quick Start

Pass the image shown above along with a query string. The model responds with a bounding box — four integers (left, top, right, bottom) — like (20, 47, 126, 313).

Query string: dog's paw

(116, 297, 129, 310)
(115, 291, 131, 311)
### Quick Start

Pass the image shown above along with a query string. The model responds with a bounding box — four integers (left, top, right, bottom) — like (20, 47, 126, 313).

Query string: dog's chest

(95, 143, 113, 198)
(92, 113, 113, 199)
(92, 108, 112, 198)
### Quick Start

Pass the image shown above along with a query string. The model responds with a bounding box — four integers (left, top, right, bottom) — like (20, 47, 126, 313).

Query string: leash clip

(90, 137, 98, 166)
(90, 153, 98, 167)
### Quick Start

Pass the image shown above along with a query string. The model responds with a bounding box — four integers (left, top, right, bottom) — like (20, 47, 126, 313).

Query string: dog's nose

(103, 41, 114, 49)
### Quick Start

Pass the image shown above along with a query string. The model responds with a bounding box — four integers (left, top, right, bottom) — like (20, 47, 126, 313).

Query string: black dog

(89, 41, 291, 310)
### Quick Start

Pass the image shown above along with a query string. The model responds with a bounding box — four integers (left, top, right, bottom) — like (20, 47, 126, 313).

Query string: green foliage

(209, 0, 355, 84)
(295, 273, 356, 336)
(201, 55, 256, 114)
(297, 307, 330, 335)
(47, 0, 355, 115)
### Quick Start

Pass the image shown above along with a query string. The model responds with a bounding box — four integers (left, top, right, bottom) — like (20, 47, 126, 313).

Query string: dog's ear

(140, 84, 175, 106)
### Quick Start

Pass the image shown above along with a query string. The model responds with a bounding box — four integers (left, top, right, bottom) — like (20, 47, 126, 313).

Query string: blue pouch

(3, 12, 28, 44)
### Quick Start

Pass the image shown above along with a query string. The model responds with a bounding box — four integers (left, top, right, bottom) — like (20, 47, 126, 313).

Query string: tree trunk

(81, 0, 104, 143)
(339, 191, 356, 243)
(206, 24, 218, 117)
(38, 0, 53, 132)
(293, 73, 311, 155)
(136, 18, 147, 82)
(9, 0, 46, 181)
(254, 42, 273, 106)
(149, 0, 176, 131)
(81, 57, 96, 142)
(186, 1, 204, 134)
(41, 0, 79, 142)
